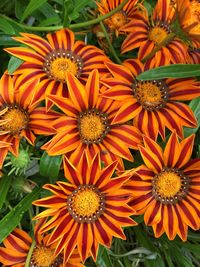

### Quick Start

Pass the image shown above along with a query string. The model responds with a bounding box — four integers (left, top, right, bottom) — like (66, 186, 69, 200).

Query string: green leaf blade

(137, 64, 200, 80)
(20, 0, 48, 22)
(0, 176, 12, 209)
(0, 187, 41, 243)
(40, 152, 62, 182)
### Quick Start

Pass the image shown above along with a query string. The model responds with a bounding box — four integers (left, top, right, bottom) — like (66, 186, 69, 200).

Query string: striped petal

(66, 73, 88, 111)
(85, 69, 99, 108)
(163, 131, 180, 167)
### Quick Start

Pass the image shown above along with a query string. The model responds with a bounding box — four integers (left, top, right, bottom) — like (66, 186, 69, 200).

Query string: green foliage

(0, 176, 12, 209)
(20, 0, 48, 22)
(40, 152, 62, 182)
(137, 64, 200, 80)
(0, 187, 41, 243)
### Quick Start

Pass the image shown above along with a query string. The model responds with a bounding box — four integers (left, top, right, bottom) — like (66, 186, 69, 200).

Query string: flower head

(96, 0, 139, 36)
(125, 132, 200, 240)
(101, 59, 200, 140)
(5, 28, 110, 109)
(0, 72, 59, 167)
(42, 70, 142, 170)
(33, 152, 137, 263)
(0, 219, 83, 266)
(121, 0, 189, 64)
(177, 0, 200, 48)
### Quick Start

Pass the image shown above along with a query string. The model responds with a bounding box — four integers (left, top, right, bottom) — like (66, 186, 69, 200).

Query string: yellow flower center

(110, 11, 127, 29)
(149, 26, 169, 45)
(133, 80, 168, 111)
(152, 168, 190, 204)
(31, 245, 56, 267)
(73, 189, 100, 217)
(43, 49, 83, 82)
(155, 171, 181, 198)
(67, 185, 105, 223)
(0, 106, 29, 135)
(78, 109, 110, 145)
(50, 58, 78, 81)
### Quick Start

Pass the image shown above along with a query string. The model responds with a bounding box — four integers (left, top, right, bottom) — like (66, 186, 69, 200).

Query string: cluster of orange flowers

(0, 0, 200, 266)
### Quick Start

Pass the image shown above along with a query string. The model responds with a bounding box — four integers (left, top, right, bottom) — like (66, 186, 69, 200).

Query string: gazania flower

(5, 28, 110, 108)
(96, 0, 139, 36)
(125, 132, 200, 240)
(177, 0, 200, 48)
(121, 0, 189, 64)
(0, 219, 83, 266)
(42, 70, 142, 170)
(33, 152, 136, 263)
(0, 72, 59, 167)
(101, 59, 200, 140)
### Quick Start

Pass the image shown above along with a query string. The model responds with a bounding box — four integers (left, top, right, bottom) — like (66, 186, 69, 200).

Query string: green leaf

(0, 176, 12, 209)
(40, 2, 60, 20)
(0, 35, 19, 46)
(0, 18, 15, 34)
(0, 187, 41, 243)
(184, 97, 200, 137)
(40, 152, 62, 182)
(137, 64, 200, 80)
(15, 0, 27, 20)
(96, 246, 113, 267)
(8, 56, 24, 74)
(20, 0, 48, 22)
(68, 0, 90, 20)
(63, 0, 74, 27)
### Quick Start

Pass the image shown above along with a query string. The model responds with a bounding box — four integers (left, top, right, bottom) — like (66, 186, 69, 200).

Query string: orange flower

(101, 59, 200, 140)
(177, 0, 200, 48)
(121, 0, 189, 64)
(0, 72, 59, 167)
(5, 28, 110, 109)
(126, 132, 200, 241)
(96, 0, 139, 36)
(0, 219, 83, 266)
(33, 152, 136, 263)
(42, 70, 142, 171)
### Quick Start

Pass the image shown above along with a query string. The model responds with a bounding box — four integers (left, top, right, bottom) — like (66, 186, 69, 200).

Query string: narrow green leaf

(0, 35, 19, 46)
(184, 97, 200, 137)
(0, 176, 12, 209)
(137, 64, 200, 80)
(20, 0, 48, 22)
(0, 187, 41, 243)
(97, 246, 113, 267)
(8, 56, 24, 74)
(0, 18, 15, 34)
(40, 152, 62, 181)
(68, 0, 90, 20)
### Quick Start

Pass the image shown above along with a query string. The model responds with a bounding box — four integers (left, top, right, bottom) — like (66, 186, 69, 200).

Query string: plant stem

(25, 240, 35, 267)
(142, 32, 176, 63)
(0, 0, 129, 32)
(28, 207, 35, 229)
(100, 21, 122, 64)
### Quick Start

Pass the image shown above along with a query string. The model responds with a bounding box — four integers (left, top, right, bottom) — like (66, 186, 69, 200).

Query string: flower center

(132, 80, 168, 111)
(67, 185, 105, 223)
(110, 11, 127, 29)
(30, 245, 60, 267)
(149, 23, 171, 45)
(43, 49, 83, 82)
(152, 168, 190, 204)
(78, 109, 110, 145)
(0, 105, 29, 135)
